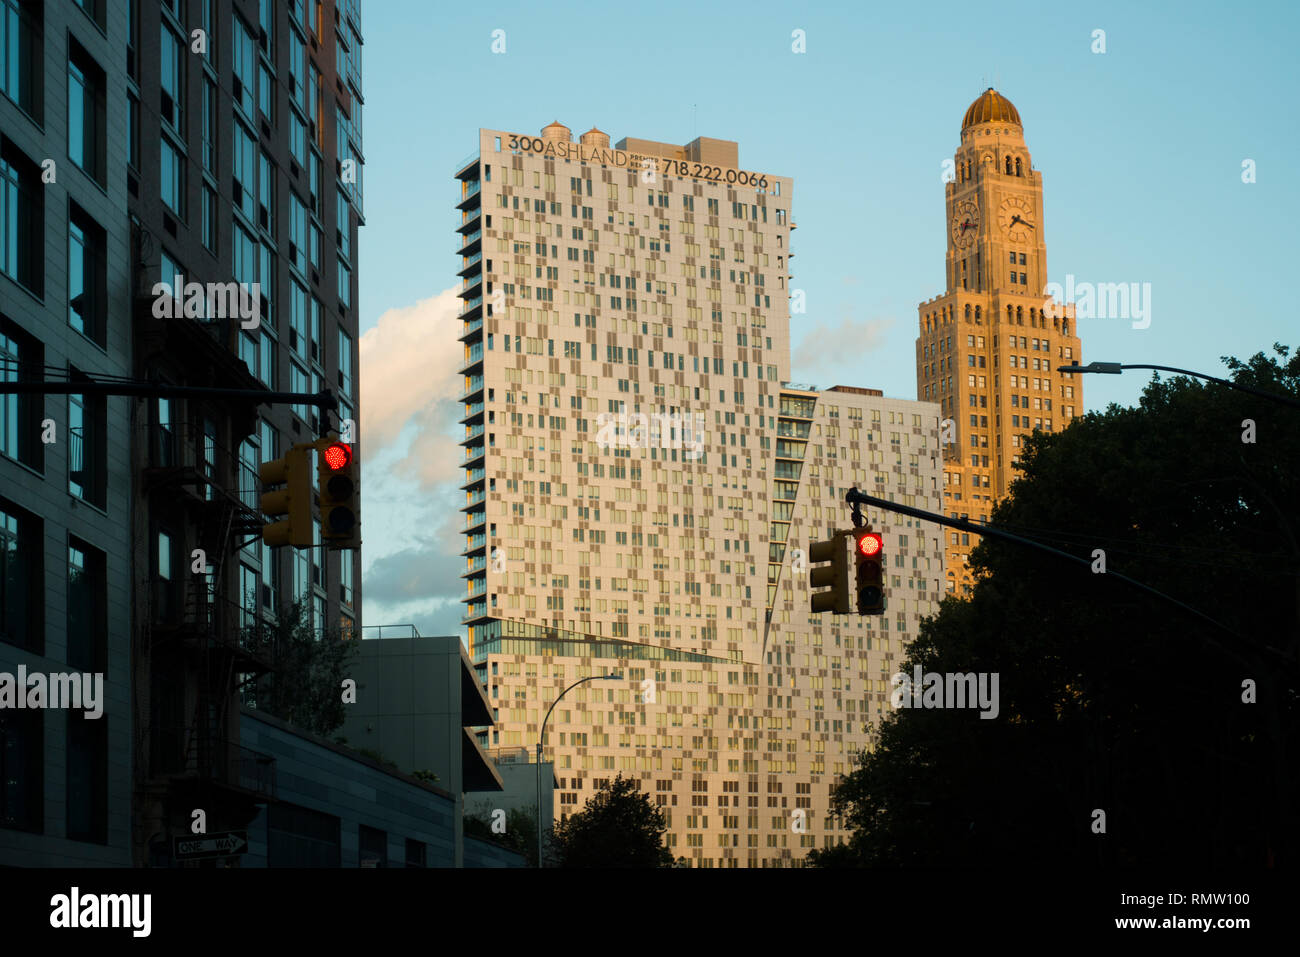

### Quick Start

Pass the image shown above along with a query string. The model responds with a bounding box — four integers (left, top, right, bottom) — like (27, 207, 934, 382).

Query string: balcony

(779, 396, 817, 419)
(776, 420, 811, 439)
(457, 230, 482, 256)
(460, 401, 484, 424)
(457, 181, 481, 210)
(459, 295, 483, 319)
(463, 533, 487, 554)
(464, 509, 486, 532)
(462, 488, 486, 509)
(459, 342, 483, 373)
(462, 443, 485, 465)
(460, 422, 485, 446)
(458, 251, 483, 276)
(463, 556, 487, 576)
(775, 438, 807, 460)
(461, 467, 486, 489)
(460, 376, 484, 401)
(460, 207, 481, 230)
(455, 153, 480, 180)
(459, 317, 483, 341)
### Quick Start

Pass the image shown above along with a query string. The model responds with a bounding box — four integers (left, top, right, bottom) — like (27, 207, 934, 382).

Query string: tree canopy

(550, 774, 675, 867)
(810, 345, 1300, 867)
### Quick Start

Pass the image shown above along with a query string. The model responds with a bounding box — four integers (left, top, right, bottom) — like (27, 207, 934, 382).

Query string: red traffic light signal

(856, 532, 882, 557)
(322, 442, 352, 471)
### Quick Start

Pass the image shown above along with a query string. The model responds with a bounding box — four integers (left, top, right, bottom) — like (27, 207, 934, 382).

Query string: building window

(268, 802, 341, 867)
(338, 328, 353, 398)
(233, 13, 256, 118)
(337, 190, 350, 259)
(66, 715, 107, 844)
(0, 318, 42, 469)
(339, 551, 354, 607)
(289, 193, 308, 274)
(0, 499, 42, 653)
(359, 825, 387, 867)
(68, 381, 106, 509)
(67, 538, 106, 672)
(161, 137, 184, 215)
(127, 91, 139, 169)
(259, 150, 274, 233)
(202, 185, 217, 251)
(233, 121, 256, 221)
(67, 40, 106, 185)
(159, 24, 183, 132)
(68, 203, 107, 346)
(404, 838, 425, 868)
(201, 78, 216, 172)
(0, 710, 42, 833)
(337, 257, 351, 309)
(0, 0, 41, 118)
(0, 139, 42, 293)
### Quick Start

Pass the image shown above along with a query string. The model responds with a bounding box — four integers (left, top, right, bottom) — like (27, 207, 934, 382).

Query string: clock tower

(917, 89, 1084, 595)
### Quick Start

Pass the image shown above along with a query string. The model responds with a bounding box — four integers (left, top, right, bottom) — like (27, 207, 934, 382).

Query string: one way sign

(174, 831, 248, 860)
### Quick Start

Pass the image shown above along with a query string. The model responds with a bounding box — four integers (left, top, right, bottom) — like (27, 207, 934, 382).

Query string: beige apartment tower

(916, 89, 1083, 593)
(454, 122, 943, 866)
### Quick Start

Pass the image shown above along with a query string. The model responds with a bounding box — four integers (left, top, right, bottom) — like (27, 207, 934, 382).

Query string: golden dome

(962, 88, 1021, 130)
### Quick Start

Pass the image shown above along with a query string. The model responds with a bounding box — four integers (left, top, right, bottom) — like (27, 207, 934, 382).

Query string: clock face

(951, 199, 979, 249)
(999, 196, 1036, 242)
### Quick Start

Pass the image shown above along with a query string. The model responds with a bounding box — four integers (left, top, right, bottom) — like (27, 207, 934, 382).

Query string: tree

(810, 345, 1300, 868)
(464, 807, 539, 866)
(551, 775, 675, 867)
(242, 598, 358, 737)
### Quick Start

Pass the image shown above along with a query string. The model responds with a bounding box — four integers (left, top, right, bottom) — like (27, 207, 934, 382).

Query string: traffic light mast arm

(842, 487, 1288, 667)
(0, 376, 340, 429)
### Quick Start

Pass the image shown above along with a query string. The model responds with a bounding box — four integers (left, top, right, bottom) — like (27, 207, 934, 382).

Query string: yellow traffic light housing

(809, 531, 853, 614)
(260, 446, 313, 547)
(854, 530, 886, 615)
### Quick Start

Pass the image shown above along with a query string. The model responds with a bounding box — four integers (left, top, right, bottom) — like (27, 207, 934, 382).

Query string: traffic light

(809, 530, 852, 614)
(854, 530, 885, 614)
(315, 435, 360, 549)
(260, 445, 313, 547)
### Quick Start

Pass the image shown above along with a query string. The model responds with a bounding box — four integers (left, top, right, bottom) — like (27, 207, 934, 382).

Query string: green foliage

(551, 775, 675, 867)
(464, 807, 539, 866)
(411, 769, 440, 784)
(243, 598, 358, 738)
(810, 345, 1300, 868)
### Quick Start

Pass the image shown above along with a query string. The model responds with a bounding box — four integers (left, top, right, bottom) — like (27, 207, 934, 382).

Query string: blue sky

(354, 0, 1300, 637)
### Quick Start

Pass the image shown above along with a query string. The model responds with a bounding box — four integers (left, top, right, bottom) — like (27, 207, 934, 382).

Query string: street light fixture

(1058, 361, 1300, 409)
(536, 672, 623, 867)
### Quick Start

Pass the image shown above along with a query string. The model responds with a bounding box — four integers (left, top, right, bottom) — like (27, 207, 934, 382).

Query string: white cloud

(359, 287, 465, 487)
(791, 315, 896, 385)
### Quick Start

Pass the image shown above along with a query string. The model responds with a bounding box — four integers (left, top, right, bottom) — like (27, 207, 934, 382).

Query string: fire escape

(134, 291, 279, 860)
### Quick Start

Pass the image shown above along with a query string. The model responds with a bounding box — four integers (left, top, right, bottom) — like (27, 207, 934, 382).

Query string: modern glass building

(455, 123, 944, 866)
